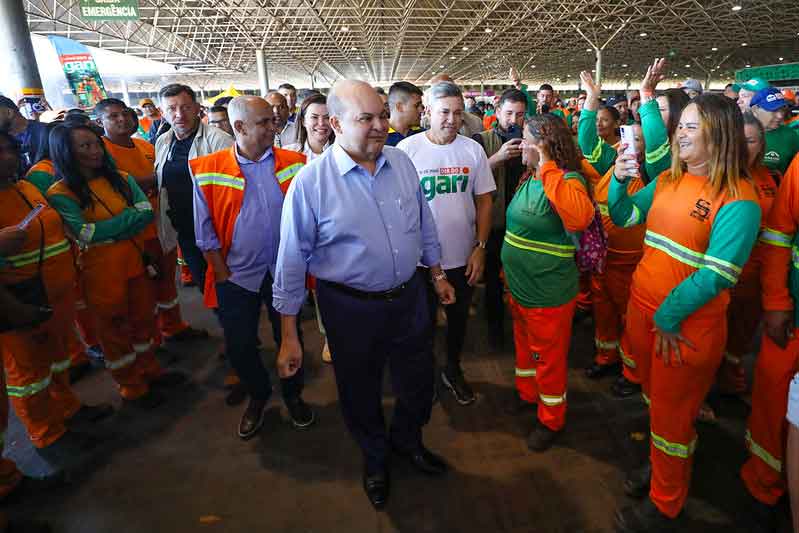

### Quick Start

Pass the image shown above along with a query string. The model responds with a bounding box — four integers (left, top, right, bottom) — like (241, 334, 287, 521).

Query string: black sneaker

(285, 397, 316, 429)
(615, 499, 677, 532)
(504, 391, 536, 416)
(623, 462, 651, 498)
(527, 424, 560, 452)
(440, 368, 476, 405)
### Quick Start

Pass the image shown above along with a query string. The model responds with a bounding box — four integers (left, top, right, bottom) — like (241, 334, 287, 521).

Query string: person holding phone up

(474, 88, 528, 348)
(0, 131, 113, 454)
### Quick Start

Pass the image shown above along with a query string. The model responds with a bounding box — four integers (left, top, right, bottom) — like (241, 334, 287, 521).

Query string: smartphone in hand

(17, 204, 45, 230)
(620, 126, 637, 157)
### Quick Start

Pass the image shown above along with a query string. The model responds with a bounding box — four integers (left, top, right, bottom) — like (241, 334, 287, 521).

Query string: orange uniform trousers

(177, 246, 193, 285)
(82, 266, 163, 400)
(509, 295, 576, 431)
(576, 272, 592, 312)
(725, 272, 762, 361)
(741, 330, 799, 505)
(624, 299, 727, 518)
(0, 282, 81, 448)
(590, 259, 637, 371)
(144, 243, 189, 344)
(0, 370, 22, 498)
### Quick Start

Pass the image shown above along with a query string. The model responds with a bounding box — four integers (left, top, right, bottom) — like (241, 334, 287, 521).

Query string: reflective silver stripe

(195, 173, 245, 191)
(157, 297, 179, 310)
(79, 223, 96, 243)
(7, 375, 52, 398)
(51, 359, 71, 374)
(641, 392, 650, 406)
(623, 205, 642, 228)
(595, 338, 619, 351)
(134, 201, 152, 211)
(746, 430, 782, 472)
(724, 352, 742, 365)
(759, 228, 793, 248)
(132, 340, 153, 353)
(651, 431, 696, 459)
(645, 230, 741, 284)
(539, 392, 566, 406)
(105, 352, 137, 370)
(515, 368, 537, 377)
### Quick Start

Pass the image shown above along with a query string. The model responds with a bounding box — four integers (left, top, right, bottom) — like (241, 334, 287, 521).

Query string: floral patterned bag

(562, 171, 608, 274)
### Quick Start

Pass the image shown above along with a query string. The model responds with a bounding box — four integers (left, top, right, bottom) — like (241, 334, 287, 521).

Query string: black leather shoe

(585, 362, 621, 380)
(285, 397, 316, 429)
(441, 368, 476, 405)
(225, 383, 248, 407)
(393, 445, 448, 476)
(623, 463, 651, 498)
(611, 376, 641, 398)
(527, 424, 560, 452)
(238, 399, 267, 440)
(166, 326, 209, 343)
(615, 499, 677, 532)
(150, 371, 188, 389)
(362, 466, 389, 510)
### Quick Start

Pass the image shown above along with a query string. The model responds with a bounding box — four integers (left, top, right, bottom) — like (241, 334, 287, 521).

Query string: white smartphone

(17, 203, 45, 230)
(620, 125, 637, 156)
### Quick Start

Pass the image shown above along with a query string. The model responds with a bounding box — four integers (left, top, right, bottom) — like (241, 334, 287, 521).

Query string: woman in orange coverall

(0, 131, 112, 450)
(502, 114, 594, 452)
(584, 124, 647, 381)
(47, 123, 185, 409)
(25, 122, 99, 383)
(717, 112, 778, 396)
(609, 95, 761, 532)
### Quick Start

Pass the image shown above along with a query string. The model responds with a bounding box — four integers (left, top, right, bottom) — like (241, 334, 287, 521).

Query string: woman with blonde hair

(609, 94, 761, 531)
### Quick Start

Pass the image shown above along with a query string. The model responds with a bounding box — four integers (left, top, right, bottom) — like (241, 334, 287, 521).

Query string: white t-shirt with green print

(397, 133, 496, 269)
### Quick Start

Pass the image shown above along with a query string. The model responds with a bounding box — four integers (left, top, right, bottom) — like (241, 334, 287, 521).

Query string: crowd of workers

(0, 56, 799, 533)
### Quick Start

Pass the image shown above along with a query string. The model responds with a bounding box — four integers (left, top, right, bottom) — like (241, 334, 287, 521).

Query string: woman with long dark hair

(47, 122, 170, 409)
(285, 92, 334, 161)
(0, 131, 111, 452)
(609, 94, 761, 531)
(502, 113, 594, 452)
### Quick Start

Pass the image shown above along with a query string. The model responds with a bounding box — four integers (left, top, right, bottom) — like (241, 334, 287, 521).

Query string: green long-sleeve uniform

(578, 108, 616, 177)
(608, 173, 761, 332)
(47, 175, 153, 245)
(638, 100, 673, 180)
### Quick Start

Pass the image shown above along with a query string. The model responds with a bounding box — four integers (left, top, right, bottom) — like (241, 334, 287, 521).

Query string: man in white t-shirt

(397, 81, 495, 406)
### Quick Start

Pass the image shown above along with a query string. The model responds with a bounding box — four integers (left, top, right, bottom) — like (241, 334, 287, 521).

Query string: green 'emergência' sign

(78, 0, 140, 21)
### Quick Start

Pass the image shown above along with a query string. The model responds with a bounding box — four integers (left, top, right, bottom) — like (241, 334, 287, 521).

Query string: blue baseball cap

(751, 87, 787, 112)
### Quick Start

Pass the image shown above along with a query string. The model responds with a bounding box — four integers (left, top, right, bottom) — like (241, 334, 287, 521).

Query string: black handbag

(0, 187, 51, 332)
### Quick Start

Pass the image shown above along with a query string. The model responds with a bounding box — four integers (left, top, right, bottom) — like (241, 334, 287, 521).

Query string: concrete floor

(2, 286, 790, 532)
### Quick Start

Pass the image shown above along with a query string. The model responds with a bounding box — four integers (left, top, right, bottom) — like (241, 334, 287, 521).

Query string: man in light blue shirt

(273, 80, 455, 510)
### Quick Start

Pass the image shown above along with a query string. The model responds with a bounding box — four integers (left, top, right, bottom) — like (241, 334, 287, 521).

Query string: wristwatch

(431, 270, 447, 283)
(476, 240, 487, 249)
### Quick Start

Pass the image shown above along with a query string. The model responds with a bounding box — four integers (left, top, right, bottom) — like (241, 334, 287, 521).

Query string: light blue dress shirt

(273, 143, 442, 315)
(194, 146, 285, 293)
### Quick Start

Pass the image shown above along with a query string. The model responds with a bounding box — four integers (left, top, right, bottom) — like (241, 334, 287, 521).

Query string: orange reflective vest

(0, 181, 75, 296)
(189, 146, 306, 308)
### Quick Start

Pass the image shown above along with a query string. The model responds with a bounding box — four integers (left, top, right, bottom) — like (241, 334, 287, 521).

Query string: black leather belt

(323, 277, 412, 301)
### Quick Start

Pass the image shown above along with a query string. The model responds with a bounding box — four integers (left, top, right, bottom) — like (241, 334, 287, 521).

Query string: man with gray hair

(426, 74, 484, 137)
(397, 81, 495, 406)
(273, 80, 455, 509)
(191, 95, 315, 440)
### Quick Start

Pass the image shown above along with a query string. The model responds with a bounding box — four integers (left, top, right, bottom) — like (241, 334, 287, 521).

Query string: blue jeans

(215, 273, 304, 402)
